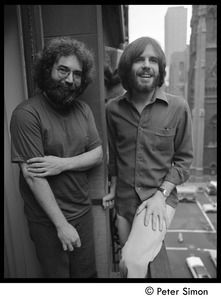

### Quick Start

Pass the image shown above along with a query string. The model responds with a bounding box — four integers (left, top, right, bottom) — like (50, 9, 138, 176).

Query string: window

(206, 9, 216, 43)
(179, 61, 185, 82)
(209, 114, 217, 146)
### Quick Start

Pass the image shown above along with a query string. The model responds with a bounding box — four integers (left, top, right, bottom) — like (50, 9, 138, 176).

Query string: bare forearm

(26, 175, 67, 228)
(20, 162, 66, 228)
(20, 162, 81, 250)
(26, 146, 103, 177)
(63, 145, 103, 172)
(109, 176, 117, 195)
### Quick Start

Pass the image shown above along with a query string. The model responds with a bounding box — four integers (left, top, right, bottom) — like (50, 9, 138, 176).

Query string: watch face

(158, 188, 170, 197)
(163, 190, 170, 197)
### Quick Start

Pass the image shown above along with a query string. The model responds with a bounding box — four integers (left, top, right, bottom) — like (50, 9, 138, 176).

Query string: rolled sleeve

(165, 100, 193, 185)
(106, 102, 118, 176)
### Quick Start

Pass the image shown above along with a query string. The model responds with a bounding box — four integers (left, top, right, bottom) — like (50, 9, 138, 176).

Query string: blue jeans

(28, 209, 97, 278)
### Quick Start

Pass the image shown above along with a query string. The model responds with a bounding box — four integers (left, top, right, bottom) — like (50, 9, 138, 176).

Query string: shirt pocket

(153, 127, 176, 152)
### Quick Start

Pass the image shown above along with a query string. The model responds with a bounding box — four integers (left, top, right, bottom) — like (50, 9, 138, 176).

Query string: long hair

(118, 37, 166, 91)
(34, 37, 95, 95)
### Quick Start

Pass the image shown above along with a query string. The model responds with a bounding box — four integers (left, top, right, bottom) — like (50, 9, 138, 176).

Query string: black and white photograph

(4, 3, 218, 298)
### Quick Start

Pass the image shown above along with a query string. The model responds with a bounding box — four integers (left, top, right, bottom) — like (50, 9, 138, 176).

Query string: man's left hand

(136, 193, 169, 231)
(27, 155, 64, 177)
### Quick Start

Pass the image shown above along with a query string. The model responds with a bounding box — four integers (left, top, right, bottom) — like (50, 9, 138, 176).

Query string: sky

(129, 5, 192, 51)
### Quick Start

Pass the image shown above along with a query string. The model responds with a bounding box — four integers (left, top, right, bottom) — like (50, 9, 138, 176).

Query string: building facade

(164, 6, 187, 71)
(187, 5, 217, 179)
(168, 46, 189, 100)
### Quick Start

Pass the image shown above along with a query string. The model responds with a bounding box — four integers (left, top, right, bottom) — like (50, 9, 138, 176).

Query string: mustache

(138, 69, 154, 76)
(53, 81, 76, 91)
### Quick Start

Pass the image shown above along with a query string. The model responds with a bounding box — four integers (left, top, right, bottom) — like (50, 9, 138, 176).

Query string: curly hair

(33, 37, 95, 95)
(118, 37, 166, 91)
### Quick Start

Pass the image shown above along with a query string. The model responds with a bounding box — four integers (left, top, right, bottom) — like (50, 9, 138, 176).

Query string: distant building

(188, 5, 217, 179)
(167, 46, 189, 99)
(164, 6, 188, 83)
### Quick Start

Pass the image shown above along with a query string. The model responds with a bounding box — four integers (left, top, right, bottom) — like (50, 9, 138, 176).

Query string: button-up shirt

(106, 87, 193, 214)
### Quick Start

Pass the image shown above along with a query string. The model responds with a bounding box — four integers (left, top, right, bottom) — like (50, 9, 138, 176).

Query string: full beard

(129, 72, 160, 93)
(43, 77, 82, 110)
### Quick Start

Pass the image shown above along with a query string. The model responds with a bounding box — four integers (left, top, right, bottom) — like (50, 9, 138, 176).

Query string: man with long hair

(103, 37, 193, 278)
(10, 37, 103, 278)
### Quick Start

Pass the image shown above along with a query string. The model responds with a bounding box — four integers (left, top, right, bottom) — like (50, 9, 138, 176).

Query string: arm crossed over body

(26, 145, 103, 177)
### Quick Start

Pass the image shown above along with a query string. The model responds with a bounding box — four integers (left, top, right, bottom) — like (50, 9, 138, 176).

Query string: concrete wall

(4, 5, 43, 278)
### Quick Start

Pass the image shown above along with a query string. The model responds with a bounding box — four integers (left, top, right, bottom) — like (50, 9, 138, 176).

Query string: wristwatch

(158, 187, 170, 197)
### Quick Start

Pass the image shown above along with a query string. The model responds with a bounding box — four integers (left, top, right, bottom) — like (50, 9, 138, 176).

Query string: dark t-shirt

(10, 93, 102, 224)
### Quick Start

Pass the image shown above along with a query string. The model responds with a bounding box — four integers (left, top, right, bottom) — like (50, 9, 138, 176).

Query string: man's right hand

(102, 176, 117, 210)
(102, 192, 115, 210)
(57, 223, 81, 251)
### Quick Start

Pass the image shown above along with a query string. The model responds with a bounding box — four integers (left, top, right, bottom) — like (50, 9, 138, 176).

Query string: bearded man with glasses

(10, 37, 103, 278)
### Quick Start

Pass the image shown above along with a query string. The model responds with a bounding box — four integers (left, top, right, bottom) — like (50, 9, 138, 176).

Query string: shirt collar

(119, 87, 168, 105)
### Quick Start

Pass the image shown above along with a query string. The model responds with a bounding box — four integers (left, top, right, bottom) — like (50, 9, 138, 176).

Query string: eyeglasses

(53, 65, 82, 80)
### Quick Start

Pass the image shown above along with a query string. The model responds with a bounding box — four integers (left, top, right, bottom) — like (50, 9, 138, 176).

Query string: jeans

(119, 204, 175, 278)
(28, 209, 97, 278)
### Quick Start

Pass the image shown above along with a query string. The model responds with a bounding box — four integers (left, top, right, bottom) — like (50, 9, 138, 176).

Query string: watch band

(158, 187, 170, 197)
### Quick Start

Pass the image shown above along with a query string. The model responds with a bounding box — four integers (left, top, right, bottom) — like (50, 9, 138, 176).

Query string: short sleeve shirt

(10, 93, 102, 224)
